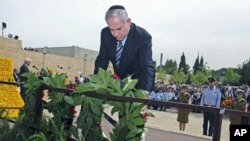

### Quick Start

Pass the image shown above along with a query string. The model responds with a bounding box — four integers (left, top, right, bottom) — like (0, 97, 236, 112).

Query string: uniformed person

(177, 84, 192, 131)
(200, 77, 221, 136)
(230, 89, 247, 125)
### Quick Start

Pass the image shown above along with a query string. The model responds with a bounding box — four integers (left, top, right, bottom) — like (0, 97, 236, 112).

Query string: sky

(1, 0, 250, 70)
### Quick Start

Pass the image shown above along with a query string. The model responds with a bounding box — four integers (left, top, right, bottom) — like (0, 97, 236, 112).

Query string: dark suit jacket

(19, 64, 30, 83)
(94, 23, 155, 91)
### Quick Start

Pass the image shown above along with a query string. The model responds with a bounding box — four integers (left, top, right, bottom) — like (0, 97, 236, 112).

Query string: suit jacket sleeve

(94, 29, 110, 74)
(137, 34, 154, 91)
(19, 64, 30, 82)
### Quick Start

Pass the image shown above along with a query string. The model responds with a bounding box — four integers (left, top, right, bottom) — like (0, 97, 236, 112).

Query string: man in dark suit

(94, 5, 154, 92)
(19, 58, 32, 99)
(94, 6, 154, 140)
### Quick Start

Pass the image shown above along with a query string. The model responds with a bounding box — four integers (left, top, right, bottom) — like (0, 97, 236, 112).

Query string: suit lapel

(119, 24, 135, 68)
(110, 38, 117, 61)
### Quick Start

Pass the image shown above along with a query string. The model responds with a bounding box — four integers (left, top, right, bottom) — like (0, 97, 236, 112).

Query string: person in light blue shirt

(156, 90, 164, 101)
(149, 90, 157, 100)
(148, 90, 156, 109)
(200, 77, 221, 136)
(149, 89, 160, 110)
(156, 90, 165, 110)
(164, 86, 173, 101)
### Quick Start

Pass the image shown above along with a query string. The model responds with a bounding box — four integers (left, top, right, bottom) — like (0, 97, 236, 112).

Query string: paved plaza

(102, 107, 230, 141)
(43, 102, 231, 141)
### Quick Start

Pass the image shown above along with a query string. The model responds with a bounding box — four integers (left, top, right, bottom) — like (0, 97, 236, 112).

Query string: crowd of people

(148, 81, 250, 110)
(148, 81, 202, 111)
(147, 78, 250, 136)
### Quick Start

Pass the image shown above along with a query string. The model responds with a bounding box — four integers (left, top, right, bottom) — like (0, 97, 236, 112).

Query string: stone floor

(43, 105, 230, 141)
(102, 106, 230, 141)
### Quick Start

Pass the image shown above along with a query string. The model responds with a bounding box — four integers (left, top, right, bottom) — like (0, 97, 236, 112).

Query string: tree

(164, 59, 177, 75)
(170, 69, 187, 84)
(212, 68, 226, 83)
(191, 70, 212, 85)
(200, 56, 204, 70)
(156, 69, 167, 82)
(178, 52, 189, 74)
(239, 58, 250, 84)
(193, 55, 199, 74)
(186, 72, 192, 84)
(223, 68, 241, 85)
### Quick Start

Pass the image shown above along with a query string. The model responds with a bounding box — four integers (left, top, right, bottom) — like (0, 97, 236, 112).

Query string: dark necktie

(116, 41, 123, 67)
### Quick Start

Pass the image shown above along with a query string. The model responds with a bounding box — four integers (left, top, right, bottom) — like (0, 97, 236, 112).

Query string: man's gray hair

(105, 9, 129, 23)
(24, 58, 32, 63)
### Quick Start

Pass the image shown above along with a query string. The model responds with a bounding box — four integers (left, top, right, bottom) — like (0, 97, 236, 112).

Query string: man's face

(209, 81, 215, 88)
(107, 16, 131, 41)
(237, 93, 243, 99)
(26, 61, 31, 66)
(181, 87, 188, 93)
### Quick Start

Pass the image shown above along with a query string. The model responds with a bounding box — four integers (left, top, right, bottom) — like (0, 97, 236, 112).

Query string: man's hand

(140, 105, 148, 115)
(140, 105, 148, 121)
(140, 90, 149, 120)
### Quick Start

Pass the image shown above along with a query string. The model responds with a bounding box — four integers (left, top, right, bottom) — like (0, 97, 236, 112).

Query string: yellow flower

(0, 57, 24, 119)
(64, 78, 68, 84)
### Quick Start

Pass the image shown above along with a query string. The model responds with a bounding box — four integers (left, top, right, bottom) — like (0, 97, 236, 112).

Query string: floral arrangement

(0, 68, 153, 140)
(0, 57, 24, 118)
(221, 96, 233, 108)
(0, 57, 14, 82)
(112, 73, 148, 121)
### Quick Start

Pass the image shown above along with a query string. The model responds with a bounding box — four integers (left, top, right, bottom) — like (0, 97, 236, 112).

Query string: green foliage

(27, 133, 47, 141)
(213, 68, 240, 85)
(0, 114, 28, 141)
(76, 68, 148, 141)
(0, 114, 67, 141)
(156, 69, 166, 82)
(40, 67, 51, 77)
(223, 68, 241, 84)
(170, 69, 187, 84)
(164, 59, 177, 75)
(7, 68, 72, 141)
(1, 68, 150, 141)
(200, 56, 204, 70)
(239, 58, 250, 84)
(193, 55, 200, 74)
(191, 70, 212, 84)
(178, 52, 189, 74)
(110, 102, 146, 141)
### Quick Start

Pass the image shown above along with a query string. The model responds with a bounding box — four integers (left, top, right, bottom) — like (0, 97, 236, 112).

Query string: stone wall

(0, 36, 99, 80)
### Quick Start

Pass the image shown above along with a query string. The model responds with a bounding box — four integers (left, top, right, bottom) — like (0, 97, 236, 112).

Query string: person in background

(165, 86, 174, 101)
(177, 84, 192, 131)
(230, 89, 247, 125)
(200, 77, 221, 136)
(19, 58, 32, 99)
(192, 88, 202, 113)
(74, 76, 80, 85)
(241, 83, 250, 124)
(79, 74, 84, 83)
(243, 83, 250, 102)
(156, 88, 165, 111)
(13, 68, 19, 82)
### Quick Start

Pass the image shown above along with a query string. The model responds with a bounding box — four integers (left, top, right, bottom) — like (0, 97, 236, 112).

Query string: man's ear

(127, 18, 132, 26)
